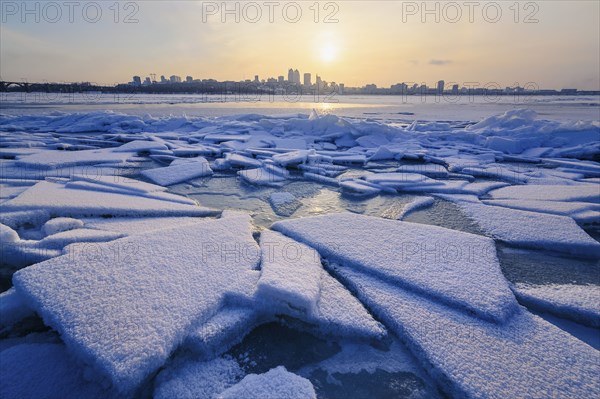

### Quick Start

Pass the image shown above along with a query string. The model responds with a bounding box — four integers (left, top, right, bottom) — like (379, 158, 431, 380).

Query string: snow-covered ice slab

(398, 196, 435, 219)
(141, 158, 213, 186)
(483, 199, 600, 224)
(269, 192, 301, 217)
(2, 180, 213, 218)
(513, 283, 600, 328)
(238, 168, 286, 187)
(42, 217, 84, 236)
(336, 267, 600, 399)
(273, 213, 517, 323)
(257, 230, 323, 318)
(81, 216, 207, 236)
(37, 228, 125, 249)
(218, 366, 317, 399)
(71, 174, 167, 193)
(488, 184, 600, 203)
(0, 288, 34, 329)
(13, 214, 261, 394)
(15, 148, 133, 169)
(154, 357, 243, 399)
(456, 202, 600, 258)
(184, 307, 264, 359)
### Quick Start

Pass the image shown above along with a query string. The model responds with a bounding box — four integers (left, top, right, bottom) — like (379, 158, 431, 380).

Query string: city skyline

(1, 2, 599, 90)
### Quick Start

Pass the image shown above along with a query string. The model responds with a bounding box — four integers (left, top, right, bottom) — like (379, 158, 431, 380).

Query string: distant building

(160, 75, 168, 84)
(143, 77, 151, 85)
(278, 76, 284, 83)
(288, 69, 294, 83)
(132, 76, 142, 86)
(186, 76, 193, 83)
(303, 73, 312, 86)
(339, 83, 344, 94)
(316, 75, 323, 90)
(254, 75, 259, 83)
(437, 80, 445, 94)
(170, 75, 182, 83)
(294, 69, 300, 84)
(452, 84, 459, 95)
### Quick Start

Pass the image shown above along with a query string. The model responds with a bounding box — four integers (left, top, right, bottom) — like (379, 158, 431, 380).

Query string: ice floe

(273, 212, 518, 322)
(218, 366, 317, 399)
(12, 214, 260, 394)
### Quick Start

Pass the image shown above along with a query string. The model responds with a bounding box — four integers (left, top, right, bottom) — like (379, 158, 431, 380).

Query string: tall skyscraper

(437, 80, 445, 94)
(288, 69, 294, 83)
(132, 76, 142, 86)
(303, 73, 312, 86)
(294, 69, 300, 84)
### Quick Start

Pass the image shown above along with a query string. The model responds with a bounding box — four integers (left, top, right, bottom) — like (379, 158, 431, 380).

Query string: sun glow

(320, 43, 337, 63)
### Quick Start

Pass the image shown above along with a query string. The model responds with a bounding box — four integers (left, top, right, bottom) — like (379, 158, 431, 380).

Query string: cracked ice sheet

(336, 267, 600, 399)
(272, 213, 517, 323)
(12, 213, 260, 395)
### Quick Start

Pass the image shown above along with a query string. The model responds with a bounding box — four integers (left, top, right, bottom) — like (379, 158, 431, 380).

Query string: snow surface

(273, 212, 517, 323)
(154, 357, 243, 399)
(336, 266, 600, 399)
(1, 107, 599, 398)
(141, 157, 213, 186)
(12, 214, 261, 394)
(256, 230, 323, 318)
(218, 366, 317, 399)
(2, 180, 213, 218)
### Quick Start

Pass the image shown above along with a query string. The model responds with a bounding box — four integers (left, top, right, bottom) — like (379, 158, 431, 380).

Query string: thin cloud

(429, 59, 452, 66)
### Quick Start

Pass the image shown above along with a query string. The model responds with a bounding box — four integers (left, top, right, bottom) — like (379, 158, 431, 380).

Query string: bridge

(0, 81, 32, 92)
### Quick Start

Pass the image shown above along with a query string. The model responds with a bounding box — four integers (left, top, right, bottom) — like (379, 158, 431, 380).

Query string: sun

(320, 43, 337, 63)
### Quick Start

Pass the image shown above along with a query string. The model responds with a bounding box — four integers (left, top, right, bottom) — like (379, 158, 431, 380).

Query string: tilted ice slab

(218, 366, 317, 399)
(81, 216, 207, 236)
(70, 174, 167, 194)
(256, 229, 385, 339)
(272, 213, 517, 323)
(238, 168, 286, 187)
(512, 283, 600, 328)
(2, 180, 213, 218)
(398, 196, 435, 219)
(37, 228, 125, 249)
(488, 184, 600, 203)
(483, 199, 600, 224)
(154, 357, 243, 399)
(141, 157, 213, 186)
(13, 214, 261, 394)
(454, 201, 600, 258)
(257, 230, 323, 318)
(15, 148, 133, 169)
(336, 267, 600, 399)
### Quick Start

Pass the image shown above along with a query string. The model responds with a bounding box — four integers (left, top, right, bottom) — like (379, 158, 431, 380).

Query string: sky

(1, 1, 599, 89)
